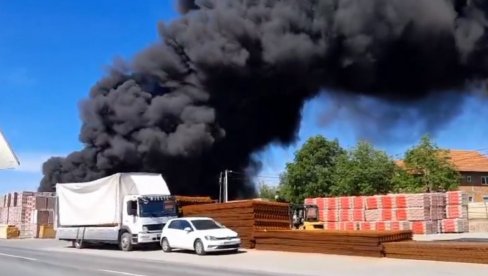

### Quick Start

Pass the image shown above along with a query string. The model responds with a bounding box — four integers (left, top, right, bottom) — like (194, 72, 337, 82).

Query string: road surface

(0, 243, 295, 276)
(0, 239, 487, 276)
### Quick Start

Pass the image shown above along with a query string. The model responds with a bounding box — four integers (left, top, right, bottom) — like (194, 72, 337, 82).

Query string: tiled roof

(447, 150, 488, 173)
(395, 150, 488, 173)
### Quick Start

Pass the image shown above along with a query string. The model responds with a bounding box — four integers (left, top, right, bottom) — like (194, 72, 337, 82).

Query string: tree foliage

(257, 182, 278, 200)
(278, 136, 345, 204)
(277, 134, 461, 203)
(392, 135, 460, 192)
(331, 140, 396, 196)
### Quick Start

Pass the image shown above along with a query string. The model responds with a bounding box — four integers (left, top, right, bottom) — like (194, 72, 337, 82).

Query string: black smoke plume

(40, 0, 488, 198)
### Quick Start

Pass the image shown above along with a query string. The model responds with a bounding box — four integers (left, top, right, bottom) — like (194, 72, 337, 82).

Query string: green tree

(278, 135, 345, 204)
(392, 135, 460, 192)
(331, 140, 396, 196)
(257, 182, 278, 200)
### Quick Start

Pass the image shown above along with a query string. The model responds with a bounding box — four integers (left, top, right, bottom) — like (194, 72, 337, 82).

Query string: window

(168, 220, 180, 229)
(467, 176, 472, 183)
(469, 196, 474, 203)
(191, 219, 224, 230)
(483, 196, 488, 203)
(126, 200, 137, 216)
(179, 220, 193, 231)
(482, 176, 488, 185)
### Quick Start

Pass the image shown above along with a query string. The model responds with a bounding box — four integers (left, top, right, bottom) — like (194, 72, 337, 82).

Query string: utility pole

(224, 170, 228, 203)
(218, 172, 223, 203)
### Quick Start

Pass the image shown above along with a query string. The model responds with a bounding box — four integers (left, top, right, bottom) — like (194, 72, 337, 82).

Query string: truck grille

(145, 224, 164, 231)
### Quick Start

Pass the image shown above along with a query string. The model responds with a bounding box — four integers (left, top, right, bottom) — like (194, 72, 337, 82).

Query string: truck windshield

(138, 198, 176, 217)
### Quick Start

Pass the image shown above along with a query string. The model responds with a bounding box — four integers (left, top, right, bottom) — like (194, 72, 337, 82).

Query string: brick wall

(458, 186, 488, 202)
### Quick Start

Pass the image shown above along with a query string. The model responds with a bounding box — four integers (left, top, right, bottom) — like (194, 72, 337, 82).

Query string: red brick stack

(306, 191, 469, 234)
(441, 191, 469, 233)
(0, 191, 56, 238)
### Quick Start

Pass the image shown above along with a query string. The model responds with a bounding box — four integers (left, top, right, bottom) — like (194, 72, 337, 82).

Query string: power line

(228, 171, 281, 179)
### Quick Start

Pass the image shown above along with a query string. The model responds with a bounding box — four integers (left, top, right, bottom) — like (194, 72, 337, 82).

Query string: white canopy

(0, 130, 19, 170)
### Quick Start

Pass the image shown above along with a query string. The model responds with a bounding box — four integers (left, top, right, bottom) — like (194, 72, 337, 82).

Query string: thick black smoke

(40, 0, 488, 198)
(177, 0, 200, 14)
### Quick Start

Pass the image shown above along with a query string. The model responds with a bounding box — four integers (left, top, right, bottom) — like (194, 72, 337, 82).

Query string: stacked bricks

(306, 191, 469, 235)
(0, 191, 56, 238)
(441, 191, 469, 233)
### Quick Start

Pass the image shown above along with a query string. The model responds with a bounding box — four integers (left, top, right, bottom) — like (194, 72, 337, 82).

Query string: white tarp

(0, 130, 19, 170)
(56, 173, 171, 226)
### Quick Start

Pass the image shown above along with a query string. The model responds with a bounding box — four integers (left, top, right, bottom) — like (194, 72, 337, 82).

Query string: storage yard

(1, 189, 488, 266)
(0, 191, 56, 238)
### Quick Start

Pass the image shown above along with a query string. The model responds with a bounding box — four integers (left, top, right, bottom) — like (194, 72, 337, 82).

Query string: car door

(179, 220, 196, 250)
(165, 220, 183, 248)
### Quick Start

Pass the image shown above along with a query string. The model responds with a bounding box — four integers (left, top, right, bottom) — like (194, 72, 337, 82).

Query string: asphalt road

(0, 245, 296, 276)
(1, 239, 488, 276)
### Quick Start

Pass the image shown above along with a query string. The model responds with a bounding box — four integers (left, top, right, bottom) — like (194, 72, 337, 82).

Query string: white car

(160, 217, 241, 255)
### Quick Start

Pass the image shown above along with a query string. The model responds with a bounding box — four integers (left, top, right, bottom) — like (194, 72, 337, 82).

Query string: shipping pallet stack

(181, 200, 290, 248)
(441, 191, 469, 233)
(384, 240, 488, 264)
(254, 229, 413, 257)
(0, 191, 56, 238)
(306, 191, 469, 234)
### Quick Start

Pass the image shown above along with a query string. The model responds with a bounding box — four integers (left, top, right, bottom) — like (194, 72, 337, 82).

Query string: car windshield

(139, 198, 176, 217)
(191, 219, 224, 230)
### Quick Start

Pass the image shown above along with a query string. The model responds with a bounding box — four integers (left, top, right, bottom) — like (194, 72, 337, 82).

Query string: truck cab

(122, 195, 178, 248)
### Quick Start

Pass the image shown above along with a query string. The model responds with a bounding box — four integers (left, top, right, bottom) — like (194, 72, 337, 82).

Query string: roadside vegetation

(258, 135, 460, 204)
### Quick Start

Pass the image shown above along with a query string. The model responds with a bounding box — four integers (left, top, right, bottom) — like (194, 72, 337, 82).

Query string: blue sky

(1, 1, 487, 194)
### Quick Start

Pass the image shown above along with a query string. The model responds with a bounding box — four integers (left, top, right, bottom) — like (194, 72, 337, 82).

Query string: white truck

(55, 172, 178, 251)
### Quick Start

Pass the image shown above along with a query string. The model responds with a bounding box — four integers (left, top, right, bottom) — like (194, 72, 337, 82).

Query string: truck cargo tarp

(56, 173, 171, 226)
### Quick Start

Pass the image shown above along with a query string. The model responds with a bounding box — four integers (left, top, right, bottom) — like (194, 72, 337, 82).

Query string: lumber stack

(384, 240, 488, 264)
(175, 196, 216, 207)
(181, 200, 291, 248)
(254, 230, 413, 257)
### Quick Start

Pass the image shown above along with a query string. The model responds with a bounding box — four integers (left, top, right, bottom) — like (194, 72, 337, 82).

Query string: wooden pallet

(384, 240, 488, 264)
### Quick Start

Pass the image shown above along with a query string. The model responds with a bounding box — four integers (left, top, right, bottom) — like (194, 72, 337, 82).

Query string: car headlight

(142, 226, 149, 233)
(204, 235, 217, 241)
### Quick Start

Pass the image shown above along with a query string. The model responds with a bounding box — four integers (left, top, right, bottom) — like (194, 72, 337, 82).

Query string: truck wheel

(194, 239, 206, 256)
(161, 238, 172, 253)
(73, 240, 83, 249)
(119, 232, 133, 252)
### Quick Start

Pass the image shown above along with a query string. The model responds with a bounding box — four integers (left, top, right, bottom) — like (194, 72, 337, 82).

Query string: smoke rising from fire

(40, 0, 488, 197)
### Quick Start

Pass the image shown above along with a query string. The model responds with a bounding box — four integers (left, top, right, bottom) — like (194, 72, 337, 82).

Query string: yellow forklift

(290, 204, 325, 230)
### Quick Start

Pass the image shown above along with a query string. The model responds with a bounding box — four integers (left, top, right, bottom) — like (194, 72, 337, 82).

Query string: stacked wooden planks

(181, 200, 291, 248)
(254, 230, 413, 257)
(384, 240, 488, 264)
(175, 196, 216, 217)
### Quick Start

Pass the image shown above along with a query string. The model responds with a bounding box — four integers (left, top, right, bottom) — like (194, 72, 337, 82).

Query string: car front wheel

(194, 239, 206, 256)
(161, 238, 172, 253)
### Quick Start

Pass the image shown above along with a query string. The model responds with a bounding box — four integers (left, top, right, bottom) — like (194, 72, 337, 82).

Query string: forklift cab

(291, 204, 322, 230)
